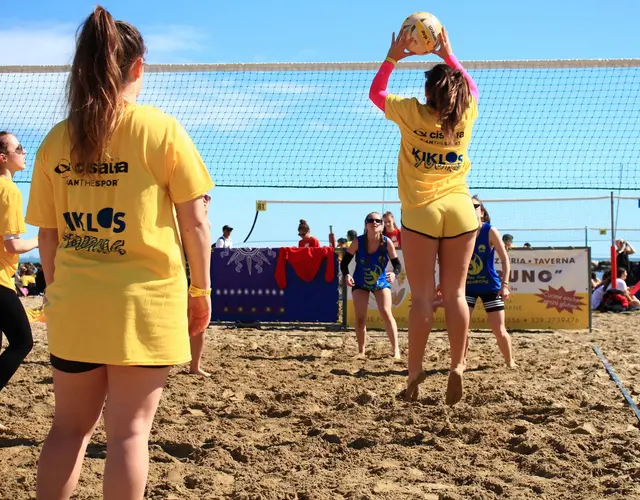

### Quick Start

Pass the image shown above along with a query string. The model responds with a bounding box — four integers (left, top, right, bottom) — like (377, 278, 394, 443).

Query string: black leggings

(0, 284, 33, 392)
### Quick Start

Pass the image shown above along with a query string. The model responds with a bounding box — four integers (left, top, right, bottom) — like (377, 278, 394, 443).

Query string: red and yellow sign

(346, 248, 590, 330)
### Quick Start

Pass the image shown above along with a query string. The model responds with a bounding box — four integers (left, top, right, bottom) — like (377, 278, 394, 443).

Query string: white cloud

(144, 25, 207, 55)
(0, 23, 208, 65)
(0, 24, 76, 65)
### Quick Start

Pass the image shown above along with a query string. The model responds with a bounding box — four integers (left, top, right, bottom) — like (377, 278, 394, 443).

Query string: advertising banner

(346, 248, 590, 330)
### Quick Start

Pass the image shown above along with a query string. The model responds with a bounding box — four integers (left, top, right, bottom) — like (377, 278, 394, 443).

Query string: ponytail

(67, 6, 145, 174)
(425, 64, 471, 143)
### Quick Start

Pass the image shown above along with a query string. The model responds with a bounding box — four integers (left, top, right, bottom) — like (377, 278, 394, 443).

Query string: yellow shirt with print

(385, 95, 478, 209)
(0, 178, 26, 291)
(26, 103, 214, 366)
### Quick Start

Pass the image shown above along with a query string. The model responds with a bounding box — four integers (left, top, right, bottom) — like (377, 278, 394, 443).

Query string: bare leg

(189, 333, 210, 376)
(463, 306, 473, 368)
(352, 289, 370, 358)
(401, 229, 439, 399)
(438, 232, 476, 406)
(374, 288, 400, 358)
(103, 365, 170, 500)
(37, 366, 107, 500)
(487, 310, 515, 368)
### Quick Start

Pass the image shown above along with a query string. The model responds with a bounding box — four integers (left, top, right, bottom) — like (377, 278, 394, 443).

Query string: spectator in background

(523, 242, 532, 249)
(592, 268, 640, 310)
(214, 223, 233, 249)
(346, 229, 358, 247)
(336, 237, 348, 261)
(616, 239, 635, 283)
(502, 233, 515, 250)
(298, 220, 320, 248)
(20, 267, 36, 295)
(383, 211, 402, 249)
(591, 272, 600, 289)
(34, 263, 46, 295)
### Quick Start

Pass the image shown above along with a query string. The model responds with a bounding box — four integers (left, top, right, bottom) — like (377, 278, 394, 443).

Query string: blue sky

(2, 0, 640, 260)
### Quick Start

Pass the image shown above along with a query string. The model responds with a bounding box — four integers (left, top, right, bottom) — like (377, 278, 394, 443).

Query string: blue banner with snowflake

(210, 247, 339, 323)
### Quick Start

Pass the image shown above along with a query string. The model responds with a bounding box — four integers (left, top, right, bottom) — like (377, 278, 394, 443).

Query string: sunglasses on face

(366, 218, 382, 224)
(203, 194, 211, 202)
(4, 144, 25, 155)
(473, 203, 482, 209)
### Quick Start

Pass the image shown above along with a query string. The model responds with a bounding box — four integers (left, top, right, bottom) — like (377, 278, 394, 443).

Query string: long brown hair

(0, 131, 11, 154)
(382, 211, 397, 232)
(67, 6, 145, 174)
(425, 64, 471, 143)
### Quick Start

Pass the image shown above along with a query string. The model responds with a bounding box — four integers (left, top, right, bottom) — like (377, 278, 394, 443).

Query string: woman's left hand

(386, 272, 396, 283)
(499, 284, 510, 301)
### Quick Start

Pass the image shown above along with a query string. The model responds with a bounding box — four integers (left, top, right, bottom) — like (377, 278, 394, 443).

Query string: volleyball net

(248, 195, 639, 259)
(2, 59, 640, 189)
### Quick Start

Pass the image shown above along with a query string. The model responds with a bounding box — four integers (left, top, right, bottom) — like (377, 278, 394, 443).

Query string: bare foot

(392, 350, 401, 361)
(403, 371, 427, 402)
(353, 353, 366, 360)
(507, 361, 517, 369)
(0, 423, 10, 433)
(445, 367, 464, 406)
(189, 366, 211, 377)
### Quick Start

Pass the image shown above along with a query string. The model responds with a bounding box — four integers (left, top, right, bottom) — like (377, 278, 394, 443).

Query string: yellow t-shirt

(0, 177, 26, 291)
(21, 275, 35, 287)
(385, 94, 478, 209)
(26, 103, 215, 366)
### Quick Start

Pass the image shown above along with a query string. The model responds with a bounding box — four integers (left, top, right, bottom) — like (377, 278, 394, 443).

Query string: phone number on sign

(508, 316, 583, 324)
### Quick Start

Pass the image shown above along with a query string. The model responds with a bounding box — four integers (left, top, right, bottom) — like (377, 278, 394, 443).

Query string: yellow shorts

(401, 192, 479, 239)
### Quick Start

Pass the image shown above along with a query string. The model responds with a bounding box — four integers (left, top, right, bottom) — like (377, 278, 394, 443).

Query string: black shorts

(352, 285, 390, 294)
(50, 354, 169, 374)
(466, 291, 505, 313)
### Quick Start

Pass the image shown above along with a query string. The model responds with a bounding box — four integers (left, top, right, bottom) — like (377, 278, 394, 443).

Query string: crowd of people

(0, 6, 636, 498)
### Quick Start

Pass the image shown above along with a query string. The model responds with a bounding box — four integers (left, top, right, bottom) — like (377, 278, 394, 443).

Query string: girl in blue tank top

(464, 197, 515, 368)
(341, 212, 403, 360)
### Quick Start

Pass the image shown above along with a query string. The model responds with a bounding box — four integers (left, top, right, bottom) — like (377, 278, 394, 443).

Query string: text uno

(63, 208, 126, 234)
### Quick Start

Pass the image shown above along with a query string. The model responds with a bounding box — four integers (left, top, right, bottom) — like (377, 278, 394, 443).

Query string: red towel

(275, 247, 335, 289)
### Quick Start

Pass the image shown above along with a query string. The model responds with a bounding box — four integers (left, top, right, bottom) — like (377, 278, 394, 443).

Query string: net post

(584, 226, 588, 247)
(329, 225, 336, 248)
(610, 192, 617, 281)
(585, 245, 593, 333)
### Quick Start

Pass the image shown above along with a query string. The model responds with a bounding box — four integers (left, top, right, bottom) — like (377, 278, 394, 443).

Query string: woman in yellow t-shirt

(0, 132, 38, 426)
(369, 28, 480, 405)
(26, 7, 214, 498)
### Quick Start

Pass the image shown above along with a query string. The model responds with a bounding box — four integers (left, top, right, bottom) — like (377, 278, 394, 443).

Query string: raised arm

(445, 55, 479, 101)
(369, 58, 395, 112)
(434, 28, 479, 101)
(369, 30, 415, 112)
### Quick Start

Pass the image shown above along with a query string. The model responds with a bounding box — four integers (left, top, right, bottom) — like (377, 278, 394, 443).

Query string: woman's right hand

(188, 295, 212, 336)
(433, 27, 453, 60)
(345, 274, 355, 287)
(387, 29, 415, 62)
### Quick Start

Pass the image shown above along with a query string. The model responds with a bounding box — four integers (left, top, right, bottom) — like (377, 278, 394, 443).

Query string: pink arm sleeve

(369, 59, 395, 112)
(445, 54, 479, 101)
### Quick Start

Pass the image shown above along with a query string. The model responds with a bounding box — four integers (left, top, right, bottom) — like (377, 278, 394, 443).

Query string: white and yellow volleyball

(400, 12, 442, 55)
